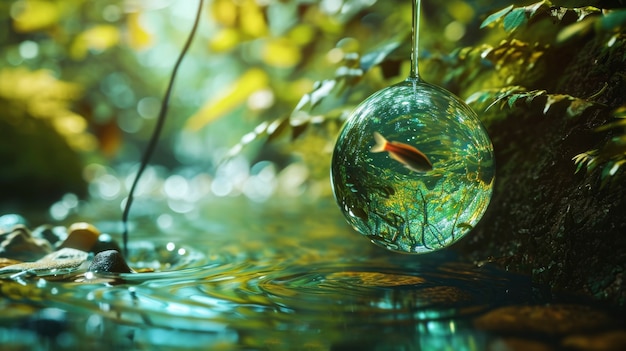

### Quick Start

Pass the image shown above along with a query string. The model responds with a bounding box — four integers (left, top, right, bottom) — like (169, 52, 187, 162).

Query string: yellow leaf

(126, 12, 152, 50)
(208, 28, 240, 52)
(274, 78, 314, 102)
(11, 0, 60, 33)
(70, 25, 120, 60)
(185, 68, 269, 131)
(240, 0, 268, 37)
(0, 68, 95, 152)
(52, 113, 87, 134)
(262, 38, 301, 68)
(288, 24, 315, 46)
(446, 0, 475, 23)
(211, 0, 238, 27)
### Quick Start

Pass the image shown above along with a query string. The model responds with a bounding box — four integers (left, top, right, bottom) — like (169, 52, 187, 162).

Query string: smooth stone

(0, 225, 52, 261)
(58, 222, 100, 252)
(0, 248, 89, 274)
(88, 250, 133, 273)
(474, 304, 614, 336)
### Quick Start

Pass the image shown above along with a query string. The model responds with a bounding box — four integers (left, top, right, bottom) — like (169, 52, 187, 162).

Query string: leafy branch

(480, 0, 602, 33)
(429, 38, 549, 89)
(466, 85, 606, 118)
(223, 0, 626, 187)
(223, 35, 406, 160)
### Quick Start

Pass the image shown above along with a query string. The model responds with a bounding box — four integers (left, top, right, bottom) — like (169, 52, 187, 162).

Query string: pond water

(0, 196, 622, 350)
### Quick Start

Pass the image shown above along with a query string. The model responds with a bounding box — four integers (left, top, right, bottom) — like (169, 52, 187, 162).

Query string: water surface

(0, 196, 571, 350)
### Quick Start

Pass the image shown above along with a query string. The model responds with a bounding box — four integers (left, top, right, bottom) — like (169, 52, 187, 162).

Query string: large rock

(457, 27, 626, 307)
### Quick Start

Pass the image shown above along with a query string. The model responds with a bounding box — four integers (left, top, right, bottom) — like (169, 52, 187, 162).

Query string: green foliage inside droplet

(330, 80, 494, 253)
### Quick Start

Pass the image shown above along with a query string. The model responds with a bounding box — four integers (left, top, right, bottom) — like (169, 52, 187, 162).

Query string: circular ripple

(252, 261, 514, 320)
(124, 240, 207, 272)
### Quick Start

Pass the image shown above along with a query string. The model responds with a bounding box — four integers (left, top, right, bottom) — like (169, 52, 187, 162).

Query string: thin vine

(121, 0, 204, 257)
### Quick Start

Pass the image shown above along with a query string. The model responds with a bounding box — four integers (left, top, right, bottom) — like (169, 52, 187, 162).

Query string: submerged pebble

(562, 331, 626, 351)
(88, 250, 133, 273)
(474, 304, 615, 336)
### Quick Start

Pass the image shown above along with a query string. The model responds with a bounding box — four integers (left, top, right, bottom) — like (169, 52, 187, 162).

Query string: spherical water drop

(331, 78, 494, 253)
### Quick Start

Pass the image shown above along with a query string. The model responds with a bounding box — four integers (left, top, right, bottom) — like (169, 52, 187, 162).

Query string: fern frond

(467, 85, 604, 118)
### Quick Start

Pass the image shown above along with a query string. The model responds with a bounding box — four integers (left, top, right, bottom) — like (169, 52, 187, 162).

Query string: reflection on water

(0, 196, 580, 350)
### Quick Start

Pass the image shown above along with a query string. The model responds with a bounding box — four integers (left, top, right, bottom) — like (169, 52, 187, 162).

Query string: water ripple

(1, 197, 539, 350)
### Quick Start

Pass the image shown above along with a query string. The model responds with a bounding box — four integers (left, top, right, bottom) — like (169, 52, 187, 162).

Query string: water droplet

(331, 78, 494, 253)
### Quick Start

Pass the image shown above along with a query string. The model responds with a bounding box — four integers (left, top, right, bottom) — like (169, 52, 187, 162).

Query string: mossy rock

(456, 24, 626, 307)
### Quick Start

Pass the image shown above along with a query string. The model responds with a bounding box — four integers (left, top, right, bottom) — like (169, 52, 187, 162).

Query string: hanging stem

(410, 0, 421, 79)
(121, 0, 204, 257)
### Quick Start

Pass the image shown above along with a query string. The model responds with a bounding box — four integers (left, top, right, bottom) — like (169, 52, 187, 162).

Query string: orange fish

(371, 132, 433, 172)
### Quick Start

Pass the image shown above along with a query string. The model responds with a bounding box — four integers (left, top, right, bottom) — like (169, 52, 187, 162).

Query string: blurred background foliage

(1, 0, 625, 213)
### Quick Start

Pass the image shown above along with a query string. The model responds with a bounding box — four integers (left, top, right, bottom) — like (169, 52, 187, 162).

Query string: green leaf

(573, 6, 601, 22)
(543, 94, 568, 114)
(480, 5, 514, 28)
(508, 94, 521, 108)
(293, 79, 337, 112)
(266, 117, 290, 142)
(599, 9, 626, 31)
(573, 150, 599, 173)
(527, 0, 549, 18)
(614, 105, 626, 118)
(503, 8, 528, 32)
(607, 160, 625, 177)
(480, 1, 601, 35)
(360, 40, 403, 72)
(572, 152, 593, 173)
(566, 99, 596, 118)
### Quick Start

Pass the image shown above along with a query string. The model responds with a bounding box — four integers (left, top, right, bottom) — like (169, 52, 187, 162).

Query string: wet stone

(0, 248, 89, 274)
(0, 225, 52, 261)
(58, 222, 100, 252)
(88, 250, 133, 273)
(0, 257, 22, 269)
(474, 304, 615, 336)
(562, 330, 626, 351)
